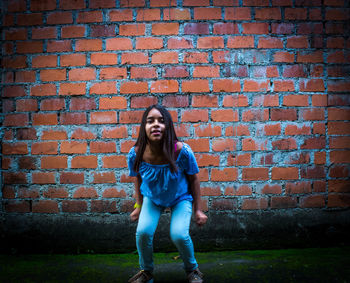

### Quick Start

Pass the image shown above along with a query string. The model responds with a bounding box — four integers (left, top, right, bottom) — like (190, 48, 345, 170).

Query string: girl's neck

(147, 141, 163, 155)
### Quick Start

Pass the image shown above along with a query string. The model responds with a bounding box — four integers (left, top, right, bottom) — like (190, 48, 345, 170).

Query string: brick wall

(1, 0, 350, 252)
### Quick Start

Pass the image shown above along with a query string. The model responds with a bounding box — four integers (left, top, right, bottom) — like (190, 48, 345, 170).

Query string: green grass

(1, 247, 349, 282)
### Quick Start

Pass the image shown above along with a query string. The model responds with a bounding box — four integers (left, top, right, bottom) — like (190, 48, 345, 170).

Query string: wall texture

(1, 0, 350, 253)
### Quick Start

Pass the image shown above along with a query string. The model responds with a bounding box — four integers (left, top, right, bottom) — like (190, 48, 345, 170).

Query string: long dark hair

(133, 104, 179, 173)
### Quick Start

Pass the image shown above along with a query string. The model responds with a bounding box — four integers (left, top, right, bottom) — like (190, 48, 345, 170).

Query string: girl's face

(145, 108, 166, 143)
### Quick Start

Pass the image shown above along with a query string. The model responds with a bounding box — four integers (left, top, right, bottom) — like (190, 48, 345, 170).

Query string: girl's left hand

(195, 210, 208, 227)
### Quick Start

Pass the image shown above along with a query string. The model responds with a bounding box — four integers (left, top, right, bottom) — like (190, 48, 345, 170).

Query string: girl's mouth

(151, 130, 161, 136)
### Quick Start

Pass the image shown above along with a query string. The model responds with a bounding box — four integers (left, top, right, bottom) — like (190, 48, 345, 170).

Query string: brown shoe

(128, 270, 153, 283)
(187, 268, 203, 283)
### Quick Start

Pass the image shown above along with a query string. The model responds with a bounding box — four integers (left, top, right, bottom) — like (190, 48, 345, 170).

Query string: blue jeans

(136, 197, 198, 273)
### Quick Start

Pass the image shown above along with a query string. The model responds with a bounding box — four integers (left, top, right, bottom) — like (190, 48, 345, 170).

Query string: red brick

(300, 195, 326, 208)
(2, 142, 28, 155)
(271, 23, 294, 34)
(41, 98, 65, 111)
(328, 81, 350, 92)
(314, 151, 326, 165)
(272, 167, 299, 180)
(193, 66, 220, 78)
(195, 154, 220, 167)
(182, 110, 209, 122)
(261, 184, 282, 194)
(163, 96, 189, 108)
(47, 11, 73, 24)
(271, 109, 297, 121)
(274, 51, 294, 63)
(102, 126, 128, 139)
(226, 185, 252, 196)
(90, 24, 116, 37)
(283, 95, 308, 106)
(73, 187, 98, 198)
(330, 150, 350, 164)
(90, 112, 117, 124)
(131, 96, 158, 108)
(59, 83, 86, 95)
(120, 110, 144, 124)
(61, 141, 87, 154)
(211, 198, 237, 211)
(201, 186, 221, 196)
(42, 130, 67, 140)
(212, 139, 236, 152)
(255, 8, 281, 19)
(183, 52, 208, 63)
(302, 108, 325, 121)
(89, 0, 115, 8)
(71, 156, 97, 169)
(119, 24, 145, 36)
(109, 9, 133, 21)
(211, 168, 238, 181)
(226, 125, 250, 137)
(60, 112, 87, 125)
(194, 7, 221, 20)
(32, 142, 58, 155)
(152, 23, 179, 35)
(121, 52, 148, 65)
(32, 200, 59, 213)
(60, 172, 84, 184)
(271, 196, 297, 209)
(225, 7, 251, 20)
(19, 157, 36, 170)
(77, 11, 103, 23)
(69, 68, 95, 81)
(4, 200, 30, 213)
(300, 79, 325, 92)
(136, 37, 163, 49)
(102, 187, 127, 198)
(100, 97, 127, 110)
(150, 80, 178, 93)
(16, 99, 37, 111)
(242, 109, 269, 121)
(195, 124, 221, 137)
(286, 36, 309, 48)
(152, 51, 178, 64)
(168, 37, 194, 49)
(5, 28, 27, 40)
(102, 156, 127, 168)
(212, 109, 238, 122)
(69, 98, 96, 111)
(90, 82, 116, 95)
(285, 8, 307, 19)
(91, 200, 118, 213)
(258, 37, 283, 48)
(32, 27, 57, 39)
(40, 69, 66, 81)
(3, 85, 26, 98)
(182, 80, 209, 93)
(242, 168, 269, 181)
(213, 80, 241, 93)
(213, 23, 239, 34)
(130, 67, 156, 79)
(61, 54, 86, 66)
(285, 182, 312, 194)
(185, 139, 210, 152)
(285, 124, 311, 135)
(17, 13, 43, 26)
(76, 39, 102, 51)
(47, 40, 72, 52)
(60, 0, 85, 9)
(62, 200, 88, 213)
(242, 23, 268, 34)
(120, 0, 145, 7)
(120, 81, 148, 94)
(93, 172, 116, 183)
(106, 38, 132, 50)
(243, 80, 270, 92)
(297, 50, 323, 63)
(264, 124, 281, 135)
(99, 67, 127, 80)
(242, 198, 268, 210)
(32, 172, 55, 184)
(328, 194, 350, 208)
(90, 141, 116, 153)
(330, 137, 350, 149)
(41, 156, 67, 169)
(163, 8, 190, 20)
(43, 187, 69, 198)
(33, 113, 57, 125)
(197, 37, 224, 48)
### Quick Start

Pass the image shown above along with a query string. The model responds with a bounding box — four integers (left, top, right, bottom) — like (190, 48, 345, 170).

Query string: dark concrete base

(1, 209, 350, 254)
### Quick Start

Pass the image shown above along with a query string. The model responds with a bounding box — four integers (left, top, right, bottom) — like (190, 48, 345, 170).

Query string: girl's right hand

(130, 208, 141, 222)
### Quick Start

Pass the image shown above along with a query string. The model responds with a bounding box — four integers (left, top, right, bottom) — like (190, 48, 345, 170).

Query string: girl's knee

(170, 230, 190, 245)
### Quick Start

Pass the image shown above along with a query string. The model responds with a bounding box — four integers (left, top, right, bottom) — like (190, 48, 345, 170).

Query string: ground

(1, 246, 349, 282)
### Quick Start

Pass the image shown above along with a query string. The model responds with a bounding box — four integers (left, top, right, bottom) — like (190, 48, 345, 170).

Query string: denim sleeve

(127, 147, 138, 177)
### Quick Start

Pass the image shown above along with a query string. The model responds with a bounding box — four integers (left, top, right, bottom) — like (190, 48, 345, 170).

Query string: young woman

(127, 104, 208, 283)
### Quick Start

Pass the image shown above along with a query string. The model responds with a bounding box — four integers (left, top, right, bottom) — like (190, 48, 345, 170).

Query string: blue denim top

(127, 143, 199, 207)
